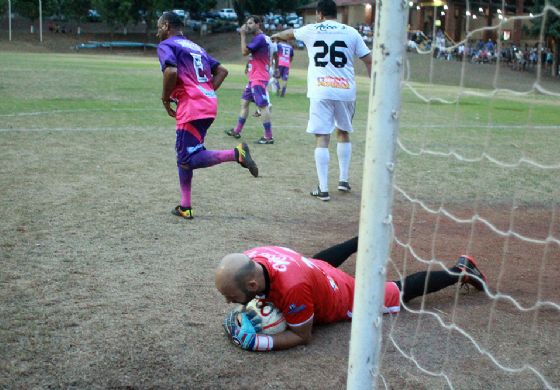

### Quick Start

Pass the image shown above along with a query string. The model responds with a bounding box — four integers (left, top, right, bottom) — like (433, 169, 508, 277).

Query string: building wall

(407, 1, 538, 46)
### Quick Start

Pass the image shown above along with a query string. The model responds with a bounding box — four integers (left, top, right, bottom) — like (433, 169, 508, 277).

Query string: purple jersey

(158, 35, 220, 125)
(276, 42, 294, 68)
(246, 33, 270, 82)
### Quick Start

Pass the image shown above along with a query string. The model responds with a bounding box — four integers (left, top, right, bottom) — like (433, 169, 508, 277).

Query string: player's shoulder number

(313, 40, 348, 68)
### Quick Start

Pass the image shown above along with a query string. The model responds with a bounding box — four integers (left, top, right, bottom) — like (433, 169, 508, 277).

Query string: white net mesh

(378, 2, 560, 389)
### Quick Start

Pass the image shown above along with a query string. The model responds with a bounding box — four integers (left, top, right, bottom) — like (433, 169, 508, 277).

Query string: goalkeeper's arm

(269, 320, 313, 351)
(224, 311, 313, 352)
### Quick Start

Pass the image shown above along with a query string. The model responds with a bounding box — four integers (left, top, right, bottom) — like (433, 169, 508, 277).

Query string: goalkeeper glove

(223, 310, 273, 351)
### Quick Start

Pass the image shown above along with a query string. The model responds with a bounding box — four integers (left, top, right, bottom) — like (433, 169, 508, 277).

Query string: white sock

(315, 147, 330, 192)
(337, 142, 352, 182)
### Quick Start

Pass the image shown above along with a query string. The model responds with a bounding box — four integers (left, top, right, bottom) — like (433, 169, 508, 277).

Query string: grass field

(1, 49, 559, 388)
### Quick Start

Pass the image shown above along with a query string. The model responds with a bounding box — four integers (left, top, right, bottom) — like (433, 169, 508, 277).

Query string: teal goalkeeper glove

(223, 310, 263, 350)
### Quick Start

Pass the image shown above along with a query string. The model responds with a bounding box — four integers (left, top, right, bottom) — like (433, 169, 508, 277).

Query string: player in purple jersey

(273, 41, 294, 97)
(157, 12, 258, 220)
(225, 16, 274, 145)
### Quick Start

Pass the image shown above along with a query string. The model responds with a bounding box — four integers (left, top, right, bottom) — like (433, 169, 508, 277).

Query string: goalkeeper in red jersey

(215, 236, 487, 351)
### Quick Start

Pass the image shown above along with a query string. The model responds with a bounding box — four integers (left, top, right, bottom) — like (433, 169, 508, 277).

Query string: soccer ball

(238, 299, 287, 335)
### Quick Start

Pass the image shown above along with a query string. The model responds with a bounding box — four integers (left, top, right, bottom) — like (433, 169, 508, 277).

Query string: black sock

(394, 266, 461, 303)
(313, 236, 358, 268)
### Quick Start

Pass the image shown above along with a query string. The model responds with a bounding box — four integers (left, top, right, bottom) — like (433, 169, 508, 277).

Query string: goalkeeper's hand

(223, 310, 262, 350)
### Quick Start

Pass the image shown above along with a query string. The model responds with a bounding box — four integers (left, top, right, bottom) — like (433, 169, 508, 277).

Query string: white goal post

(347, 1, 408, 389)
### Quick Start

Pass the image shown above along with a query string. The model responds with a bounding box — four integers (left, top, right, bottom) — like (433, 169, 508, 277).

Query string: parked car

(203, 11, 221, 19)
(172, 9, 186, 18)
(218, 8, 237, 20)
(286, 15, 303, 28)
(87, 9, 100, 22)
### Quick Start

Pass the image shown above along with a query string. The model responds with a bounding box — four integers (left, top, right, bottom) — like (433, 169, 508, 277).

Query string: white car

(218, 8, 237, 20)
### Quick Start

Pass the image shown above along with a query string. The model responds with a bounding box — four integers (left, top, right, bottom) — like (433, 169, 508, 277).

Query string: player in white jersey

(272, 0, 371, 201)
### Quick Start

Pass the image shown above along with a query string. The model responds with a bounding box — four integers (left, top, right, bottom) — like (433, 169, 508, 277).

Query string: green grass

(0, 51, 558, 206)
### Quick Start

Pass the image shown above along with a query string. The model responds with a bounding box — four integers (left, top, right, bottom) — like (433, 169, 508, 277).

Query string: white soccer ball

(239, 299, 287, 335)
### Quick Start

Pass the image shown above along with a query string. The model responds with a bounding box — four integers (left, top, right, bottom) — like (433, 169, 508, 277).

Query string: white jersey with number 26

(294, 20, 370, 101)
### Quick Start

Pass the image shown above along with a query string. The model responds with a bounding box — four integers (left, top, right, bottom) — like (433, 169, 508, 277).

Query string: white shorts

(306, 99, 356, 135)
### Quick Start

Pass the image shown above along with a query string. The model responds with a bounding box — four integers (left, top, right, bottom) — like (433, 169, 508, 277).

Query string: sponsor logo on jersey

(315, 23, 340, 31)
(288, 303, 306, 314)
(327, 276, 338, 291)
(316, 76, 350, 89)
(177, 39, 203, 52)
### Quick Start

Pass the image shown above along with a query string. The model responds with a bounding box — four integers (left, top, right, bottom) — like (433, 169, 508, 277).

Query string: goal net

(349, 1, 560, 389)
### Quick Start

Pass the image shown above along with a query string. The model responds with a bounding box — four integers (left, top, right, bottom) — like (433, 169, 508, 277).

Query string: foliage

(92, 0, 136, 30)
(13, 0, 50, 22)
(0, 0, 7, 17)
(57, 0, 91, 23)
(183, 0, 217, 14)
(6, 0, 304, 28)
(233, 0, 305, 25)
(529, 0, 560, 76)
(274, 0, 306, 14)
(529, 0, 560, 38)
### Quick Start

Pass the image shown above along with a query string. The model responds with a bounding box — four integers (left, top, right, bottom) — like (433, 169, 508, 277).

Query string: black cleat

(254, 137, 274, 145)
(456, 255, 487, 291)
(337, 181, 351, 192)
(172, 205, 194, 219)
(235, 143, 258, 177)
(225, 128, 241, 139)
(310, 186, 330, 201)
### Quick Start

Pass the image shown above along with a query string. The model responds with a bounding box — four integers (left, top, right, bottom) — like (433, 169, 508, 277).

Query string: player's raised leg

(174, 120, 258, 218)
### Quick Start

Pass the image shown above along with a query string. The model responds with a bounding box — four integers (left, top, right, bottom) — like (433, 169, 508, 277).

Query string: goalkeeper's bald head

(215, 254, 263, 305)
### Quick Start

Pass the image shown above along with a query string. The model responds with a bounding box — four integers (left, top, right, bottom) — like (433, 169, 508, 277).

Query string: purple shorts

(241, 81, 269, 107)
(278, 66, 290, 81)
(176, 118, 214, 166)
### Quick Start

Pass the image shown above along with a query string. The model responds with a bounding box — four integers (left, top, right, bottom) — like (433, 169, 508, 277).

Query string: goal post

(347, 1, 408, 389)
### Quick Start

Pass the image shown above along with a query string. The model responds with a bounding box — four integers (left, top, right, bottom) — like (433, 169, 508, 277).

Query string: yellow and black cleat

(235, 143, 258, 178)
(172, 205, 194, 219)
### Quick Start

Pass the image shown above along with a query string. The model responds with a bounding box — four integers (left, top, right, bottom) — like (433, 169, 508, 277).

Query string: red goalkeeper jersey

(247, 246, 354, 327)
(246, 246, 401, 328)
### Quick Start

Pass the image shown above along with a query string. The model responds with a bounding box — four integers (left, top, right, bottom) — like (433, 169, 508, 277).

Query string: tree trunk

(555, 39, 560, 77)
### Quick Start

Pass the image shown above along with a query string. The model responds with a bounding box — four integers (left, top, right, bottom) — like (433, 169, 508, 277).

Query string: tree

(529, 0, 560, 76)
(14, 0, 54, 23)
(183, 0, 217, 14)
(233, 0, 247, 25)
(233, 0, 305, 25)
(0, 0, 8, 18)
(59, 0, 91, 24)
(274, 0, 305, 14)
(92, 0, 136, 33)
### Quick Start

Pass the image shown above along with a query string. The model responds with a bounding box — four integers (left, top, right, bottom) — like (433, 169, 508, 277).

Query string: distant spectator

(544, 48, 553, 74)
(485, 39, 494, 53)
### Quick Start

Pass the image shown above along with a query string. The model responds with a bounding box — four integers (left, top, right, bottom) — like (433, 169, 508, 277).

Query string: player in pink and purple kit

(273, 41, 294, 97)
(225, 16, 274, 145)
(157, 12, 258, 220)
